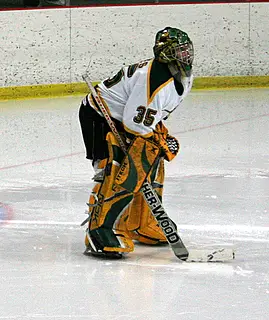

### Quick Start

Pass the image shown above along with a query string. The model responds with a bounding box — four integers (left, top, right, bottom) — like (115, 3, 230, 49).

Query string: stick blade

(186, 248, 235, 262)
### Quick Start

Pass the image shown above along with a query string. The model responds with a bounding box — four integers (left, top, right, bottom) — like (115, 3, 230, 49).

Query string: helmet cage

(172, 42, 194, 66)
(154, 28, 194, 67)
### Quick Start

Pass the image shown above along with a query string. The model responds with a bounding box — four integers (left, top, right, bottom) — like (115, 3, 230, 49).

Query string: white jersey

(87, 58, 193, 137)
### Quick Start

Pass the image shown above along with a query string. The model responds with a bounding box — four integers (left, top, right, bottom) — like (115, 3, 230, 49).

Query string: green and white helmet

(153, 27, 194, 76)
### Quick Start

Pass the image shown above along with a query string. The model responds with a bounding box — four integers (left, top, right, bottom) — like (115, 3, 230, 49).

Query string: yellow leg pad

(88, 182, 101, 207)
(85, 234, 90, 247)
(115, 136, 160, 193)
(85, 132, 135, 253)
(115, 159, 168, 245)
(89, 132, 133, 231)
(128, 193, 167, 244)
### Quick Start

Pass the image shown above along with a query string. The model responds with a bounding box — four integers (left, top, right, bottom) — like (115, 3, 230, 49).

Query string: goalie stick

(82, 74, 235, 263)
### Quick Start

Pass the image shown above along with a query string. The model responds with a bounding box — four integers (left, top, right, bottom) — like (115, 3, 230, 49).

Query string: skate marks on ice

(124, 224, 266, 270)
(3, 220, 269, 263)
(81, 223, 269, 275)
(1, 217, 269, 320)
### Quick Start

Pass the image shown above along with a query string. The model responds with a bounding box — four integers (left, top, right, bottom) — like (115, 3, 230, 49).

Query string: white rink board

(0, 3, 269, 87)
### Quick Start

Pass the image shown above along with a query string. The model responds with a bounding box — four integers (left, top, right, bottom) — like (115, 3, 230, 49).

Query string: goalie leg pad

(115, 136, 160, 193)
(84, 132, 134, 255)
(115, 159, 173, 245)
(120, 193, 168, 245)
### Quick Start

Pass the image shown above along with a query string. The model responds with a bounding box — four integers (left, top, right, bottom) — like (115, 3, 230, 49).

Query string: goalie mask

(153, 27, 194, 77)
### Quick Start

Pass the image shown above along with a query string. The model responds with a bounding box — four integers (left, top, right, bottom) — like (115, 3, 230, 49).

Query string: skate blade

(83, 247, 123, 259)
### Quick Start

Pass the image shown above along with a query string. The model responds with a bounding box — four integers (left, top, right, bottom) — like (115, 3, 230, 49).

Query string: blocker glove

(152, 122, 180, 162)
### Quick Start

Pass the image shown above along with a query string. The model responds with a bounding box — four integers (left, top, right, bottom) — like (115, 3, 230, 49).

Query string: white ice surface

(0, 89, 269, 320)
